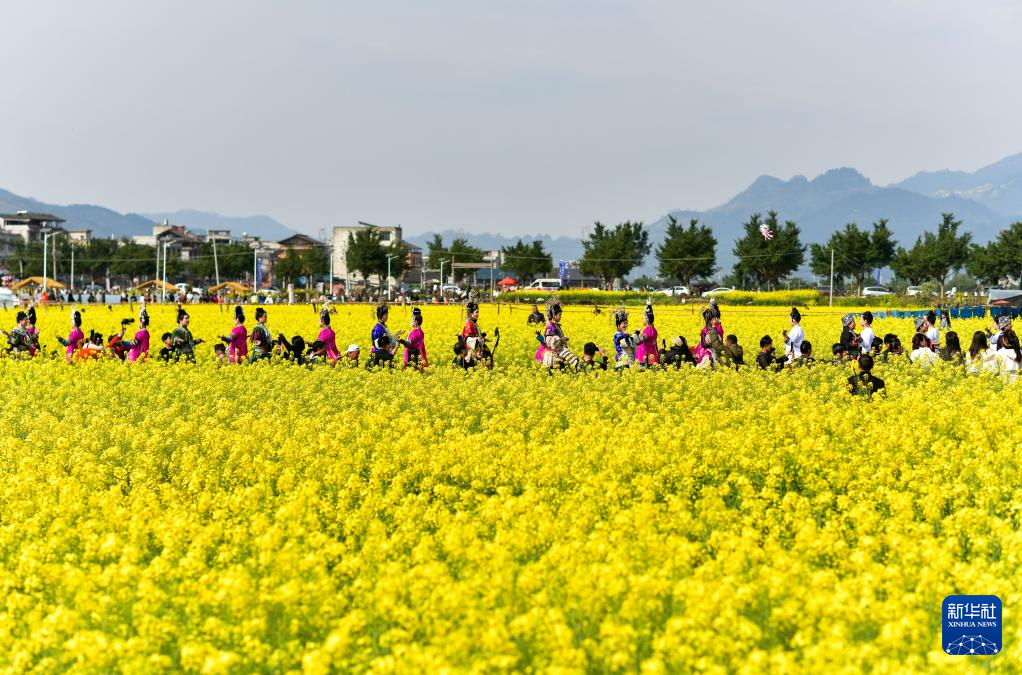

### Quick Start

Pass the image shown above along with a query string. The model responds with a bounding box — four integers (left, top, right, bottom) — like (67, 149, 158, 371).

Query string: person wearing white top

(965, 330, 998, 374)
(859, 311, 876, 354)
(916, 310, 939, 350)
(783, 306, 804, 362)
(990, 315, 1012, 352)
(909, 332, 938, 367)
(996, 330, 1021, 382)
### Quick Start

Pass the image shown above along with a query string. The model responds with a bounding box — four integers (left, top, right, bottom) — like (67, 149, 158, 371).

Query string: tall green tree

(579, 220, 650, 287)
(926, 212, 971, 296)
(426, 234, 446, 270)
(808, 220, 897, 293)
(965, 221, 1022, 287)
(891, 241, 930, 285)
(187, 241, 251, 281)
(965, 241, 1002, 286)
(110, 241, 158, 278)
(501, 238, 553, 281)
(425, 235, 485, 282)
(732, 211, 805, 290)
(447, 238, 485, 283)
(655, 216, 716, 288)
(10, 240, 44, 277)
(345, 227, 390, 283)
(868, 219, 897, 273)
(890, 213, 970, 294)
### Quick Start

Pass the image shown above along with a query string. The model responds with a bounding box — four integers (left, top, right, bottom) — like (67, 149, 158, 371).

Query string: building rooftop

(0, 212, 66, 223)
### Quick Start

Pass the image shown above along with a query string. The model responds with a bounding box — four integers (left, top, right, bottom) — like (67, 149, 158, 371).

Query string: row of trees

(12, 214, 1016, 292)
(567, 211, 1017, 292)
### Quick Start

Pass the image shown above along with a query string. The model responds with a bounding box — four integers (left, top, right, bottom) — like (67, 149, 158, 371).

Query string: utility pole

(212, 235, 220, 288)
(42, 231, 48, 295)
(253, 246, 258, 295)
(829, 247, 834, 308)
(386, 255, 395, 301)
(70, 248, 74, 297)
(162, 242, 168, 303)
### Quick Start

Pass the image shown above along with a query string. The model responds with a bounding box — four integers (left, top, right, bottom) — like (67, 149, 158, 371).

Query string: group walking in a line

(5, 297, 1020, 396)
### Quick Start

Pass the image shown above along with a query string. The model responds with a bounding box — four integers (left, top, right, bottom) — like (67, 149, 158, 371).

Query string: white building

(0, 211, 67, 243)
(67, 229, 92, 246)
(331, 222, 404, 282)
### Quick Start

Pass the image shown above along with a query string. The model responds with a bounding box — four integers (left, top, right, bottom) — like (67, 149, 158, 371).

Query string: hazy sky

(3, 1, 1020, 237)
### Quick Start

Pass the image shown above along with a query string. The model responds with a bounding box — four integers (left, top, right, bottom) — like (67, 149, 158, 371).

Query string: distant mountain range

(3, 151, 1022, 279)
(0, 189, 298, 242)
(894, 152, 1022, 216)
(651, 161, 1018, 277)
(0, 188, 154, 237)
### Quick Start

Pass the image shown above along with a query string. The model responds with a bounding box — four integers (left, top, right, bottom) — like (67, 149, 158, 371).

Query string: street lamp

(42, 230, 59, 296)
(439, 259, 449, 291)
(386, 255, 396, 301)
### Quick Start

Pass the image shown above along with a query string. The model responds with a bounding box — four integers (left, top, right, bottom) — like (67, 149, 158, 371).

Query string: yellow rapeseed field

(0, 302, 1017, 672)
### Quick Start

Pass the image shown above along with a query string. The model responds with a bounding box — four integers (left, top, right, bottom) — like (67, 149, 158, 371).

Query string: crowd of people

(4, 297, 1020, 397)
(524, 299, 1022, 397)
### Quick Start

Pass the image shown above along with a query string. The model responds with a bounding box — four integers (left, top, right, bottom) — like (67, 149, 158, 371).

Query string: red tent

(497, 276, 518, 287)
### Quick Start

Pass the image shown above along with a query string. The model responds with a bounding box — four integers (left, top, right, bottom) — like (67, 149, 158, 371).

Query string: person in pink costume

(316, 306, 339, 362)
(125, 305, 151, 362)
(633, 302, 659, 366)
(58, 307, 86, 363)
(694, 300, 724, 365)
(219, 305, 249, 363)
(403, 307, 428, 368)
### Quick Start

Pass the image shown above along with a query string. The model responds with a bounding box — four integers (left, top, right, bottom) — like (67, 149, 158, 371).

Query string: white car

(524, 279, 563, 291)
(906, 286, 921, 297)
(862, 286, 893, 297)
(0, 287, 15, 308)
(701, 287, 734, 297)
(659, 286, 691, 297)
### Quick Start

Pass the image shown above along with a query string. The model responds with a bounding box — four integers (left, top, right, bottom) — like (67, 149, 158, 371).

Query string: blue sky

(2, 1, 1019, 237)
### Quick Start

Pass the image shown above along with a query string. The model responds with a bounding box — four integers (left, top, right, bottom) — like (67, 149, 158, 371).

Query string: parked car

(0, 287, 15, 307)
(441, 284, 466, 298)
(658, 286, 691, 297)
(906, 286, 921, 297)
(701, 286, 734, 297)
(524, 278, 563, 291)
(862, 286, 893, 297)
